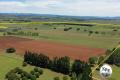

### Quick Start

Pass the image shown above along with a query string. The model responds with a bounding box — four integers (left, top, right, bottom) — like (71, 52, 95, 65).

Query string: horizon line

(0, 12, 120, 18)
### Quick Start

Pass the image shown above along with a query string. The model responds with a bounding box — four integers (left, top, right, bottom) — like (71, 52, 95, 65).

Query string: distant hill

(0, 13, 120, 22)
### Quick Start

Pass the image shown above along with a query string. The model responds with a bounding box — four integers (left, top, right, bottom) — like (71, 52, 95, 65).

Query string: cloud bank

(0, 0, 120, 16)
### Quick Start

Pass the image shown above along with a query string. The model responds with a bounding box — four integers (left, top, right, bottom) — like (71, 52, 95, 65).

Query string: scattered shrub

(54, 77, 60, 80)
(5, 67, 41, 80)
(95, 31, 99, 34)
(22, 71, 29, 78)
(5, 72, 11, 79)
(30, 70, 35, 75)
(68, 27, 72, 29)
(88, 31, 93, 36)
(22, 62, 27, 67)
(34, 67, 39, 72)
(63, 76, 68, 80)
(76, 28, 80, 31)
(3, 33, 6, 36)
(113, 29, 117, 31)
(26, 73, 32, 79)
(35, 72, 40, 78)
(84, 29, 87, 32)
(89, 57, 98, 66)
(16, 67, 23, 74)
(6, 73, 19, 80)
(6, 48, 16, 53)
(64, 28, 69, 31)
(21, 73, 25, 78)
(35, 28, 38, 30)
(53, 28, 56, 29)
(89, 31, 93, 34)
(30, 75, 36, 80)
(38, 69, 43, 75)
(22, 76, 28, 80)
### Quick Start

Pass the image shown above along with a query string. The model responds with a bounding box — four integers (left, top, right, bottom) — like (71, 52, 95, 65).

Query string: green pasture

(0, 22, 120, 49)
(0, 32, 3, 36)
(0, 53, 23, 80)
(0, 26, 8, 29)
(0, 53, 69, 80)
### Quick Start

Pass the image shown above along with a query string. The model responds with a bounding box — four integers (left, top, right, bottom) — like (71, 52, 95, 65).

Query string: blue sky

(0, 0, 120, 16)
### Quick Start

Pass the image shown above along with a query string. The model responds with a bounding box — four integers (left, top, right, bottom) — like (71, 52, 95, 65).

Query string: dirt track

(0, 36, 105, 61)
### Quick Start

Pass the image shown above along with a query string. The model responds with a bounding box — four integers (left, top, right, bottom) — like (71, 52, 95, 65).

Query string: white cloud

(0, 2, 27, 13)
(0, 0, 120, 16)
(0, 1, 26, 6)
(57, 0, 120, 16)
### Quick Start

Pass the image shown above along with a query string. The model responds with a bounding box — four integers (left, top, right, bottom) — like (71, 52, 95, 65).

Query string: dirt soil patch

(0, 36, 106, 61)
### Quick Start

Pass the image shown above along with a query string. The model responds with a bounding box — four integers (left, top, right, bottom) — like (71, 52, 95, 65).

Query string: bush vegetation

(89, 57, 98, 67)
(6, 48, 16, 53)
(22, 62, 27, 67)
(5, 67, 43, 80)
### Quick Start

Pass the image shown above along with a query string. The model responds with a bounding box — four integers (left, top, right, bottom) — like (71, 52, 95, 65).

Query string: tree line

(24, 51, 70, 74)
(24, 51, 92, 80)
(6, 31, 39, 37)
(45, 23, 95, 27)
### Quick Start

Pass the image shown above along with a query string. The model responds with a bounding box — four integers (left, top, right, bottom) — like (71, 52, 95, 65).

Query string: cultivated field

(0, 22, 120, 49)
(0, 22, 120, 80)
(0, 36, 105, 61)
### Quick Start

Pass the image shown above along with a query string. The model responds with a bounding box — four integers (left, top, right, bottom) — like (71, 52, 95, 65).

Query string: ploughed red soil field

(0, 36, 106, 61)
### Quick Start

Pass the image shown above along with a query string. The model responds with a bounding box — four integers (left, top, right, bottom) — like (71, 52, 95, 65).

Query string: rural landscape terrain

(0, 13, 120, 80)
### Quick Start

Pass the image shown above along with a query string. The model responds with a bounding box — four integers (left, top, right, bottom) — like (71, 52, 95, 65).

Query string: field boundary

(89, 45, 120, 80)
